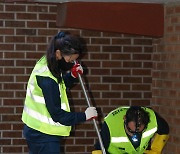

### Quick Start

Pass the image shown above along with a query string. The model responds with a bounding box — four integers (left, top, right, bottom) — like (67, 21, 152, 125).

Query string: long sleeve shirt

(23, 72, 86, 142)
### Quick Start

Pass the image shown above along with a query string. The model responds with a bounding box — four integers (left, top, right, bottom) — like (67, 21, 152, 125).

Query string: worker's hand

(85, 107, 98, 120)
(71, 63, 83, 78)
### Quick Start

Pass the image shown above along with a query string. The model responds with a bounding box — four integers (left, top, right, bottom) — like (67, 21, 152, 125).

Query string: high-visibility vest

(22, 56, 71, 136)
(105, 106, 157, 154)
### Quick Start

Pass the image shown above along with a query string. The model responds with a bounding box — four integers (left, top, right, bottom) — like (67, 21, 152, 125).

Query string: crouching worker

(92, 106, 169, 154)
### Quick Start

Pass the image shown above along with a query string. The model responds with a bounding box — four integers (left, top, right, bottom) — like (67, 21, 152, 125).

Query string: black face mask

(58, 57, 74, 72)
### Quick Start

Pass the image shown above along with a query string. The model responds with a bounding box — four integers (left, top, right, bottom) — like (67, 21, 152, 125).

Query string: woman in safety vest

(92, 106, 169, 154)
(22, 31, 98, 154)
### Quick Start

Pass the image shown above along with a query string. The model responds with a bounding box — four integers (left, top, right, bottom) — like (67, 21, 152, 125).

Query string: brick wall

(152, 2, 180, 154)
(0, 2, 153, 153)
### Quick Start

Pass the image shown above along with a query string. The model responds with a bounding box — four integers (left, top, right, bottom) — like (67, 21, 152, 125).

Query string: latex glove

(85, 107, 98, 120)
(144, 150, 160, 154)
(144, 134, 169, 154)
(71, 63, 83, 78)
(92, 150, 102, 154)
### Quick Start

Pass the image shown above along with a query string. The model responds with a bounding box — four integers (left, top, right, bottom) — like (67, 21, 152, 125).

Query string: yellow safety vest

(105, 106, 157, 154)
(22, 56, 71, 136)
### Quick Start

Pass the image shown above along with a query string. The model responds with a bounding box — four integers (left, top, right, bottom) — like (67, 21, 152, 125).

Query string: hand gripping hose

(74, 61, 106, 154)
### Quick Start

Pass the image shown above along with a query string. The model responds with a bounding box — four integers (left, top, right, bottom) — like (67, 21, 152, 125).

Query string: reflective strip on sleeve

(23, 105, 64, 126)
(142, 127, 157, 138)
(111, 137, 129, 143)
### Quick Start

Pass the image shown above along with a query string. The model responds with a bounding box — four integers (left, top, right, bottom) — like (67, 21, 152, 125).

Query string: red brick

(75, 138, 94, 144)
(112, 38, 131, 45)
(4, 52, 25, 58)
(102, 92, 121, 98)
(133, 54, 151, 60)
(27, 36, 46, 43)
(102, 76, 122, 83)
(91, 38, 110, 44)
(37, 44, 48, 51)
(16, 28, 36, 35)
(0, 28, 14, 34)
(13, 139, 27, 145)
(82, 30, 101, 37)
(111, 53, 131, 60)
(0, 76, 14, 82)
(39, 13, 56, 21)
(0, 139, 11, 145)
(123, 92, 142, 98)
(90, 84, 109, 90)
(0, 44, 14, 50)
(112, 84, 130, 91)
(86, 45, 101, 52)
(144, 46, 153, 53)
(16, 60, 36, 67)
(91, 69, 110, 75)
(134, 38, 152, 45)
(0, 124, 11, 130)
(90, 53, 110, 60)
(112, 69, 131, 75)
(4, 68, 25, 74)
(124, 46, 142, 52)
(28, 5, 48, 12)
(131, 100, 150, 106)
(0, 13, 14, 19)
(26, 52, 44, 59)
(4, 83, 24, 90)
(3, 146, 22, 153)
(5, 5, 26, 11)
(5, 36, 25, 43)
(38, 29, 58, 36)
(123, 61, 142, 68)
(132, 69, 151, 75)
(17, 13, 37, 20)
(102, 61, 122, 68)
(124, 77, 142, 83)
(66, 146, 85, 152)
(5, 21, 25, 27)
(2, 115, 21, 122)
(102, 46, 122, 52)
(16, 75, 29, 83)
(175, 6, 180, 13)
(110, 99, 130, 106)
(0, 107, 14, 113)
(27, 21, 47, 28)
(49, 5, 57, 13)
(15, 91, 26, 98)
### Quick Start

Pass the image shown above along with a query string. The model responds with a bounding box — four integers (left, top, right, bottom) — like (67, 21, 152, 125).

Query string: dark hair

(46, 31, 83, 82)
(125, 106, 150, 130)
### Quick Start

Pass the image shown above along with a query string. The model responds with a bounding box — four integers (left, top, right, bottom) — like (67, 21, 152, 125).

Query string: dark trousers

(26, 140, 61, 154)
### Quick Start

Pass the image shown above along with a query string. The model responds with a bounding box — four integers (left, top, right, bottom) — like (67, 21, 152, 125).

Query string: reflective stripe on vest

(26, 84, 67, 110)
(111, 127, 157, 144)
(22, 56, 71, 136)
(111, 137, 129, 143)
(142, 127, 157, 138)
(24, 105, 64, 126)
